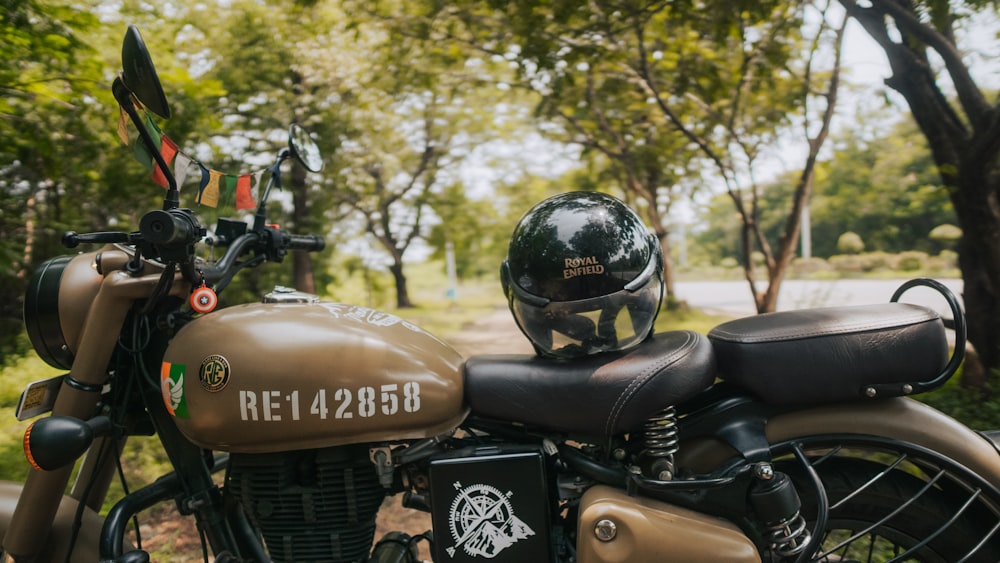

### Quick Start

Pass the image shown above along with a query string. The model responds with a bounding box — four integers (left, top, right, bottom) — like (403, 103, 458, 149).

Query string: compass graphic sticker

(446, 482, 535, 559)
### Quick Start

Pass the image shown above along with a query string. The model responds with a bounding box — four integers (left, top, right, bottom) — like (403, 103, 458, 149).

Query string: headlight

(23, 252, 103, 369)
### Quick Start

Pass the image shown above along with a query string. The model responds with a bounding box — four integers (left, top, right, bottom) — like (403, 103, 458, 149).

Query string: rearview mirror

(121, 24, 170, 119)
(289, 124, 323, 172)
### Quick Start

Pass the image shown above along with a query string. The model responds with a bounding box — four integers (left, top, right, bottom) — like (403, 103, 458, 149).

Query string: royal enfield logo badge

(563, 256, 605, 279)
(199, 355, 230, 392)
(446, 482, 535, 559)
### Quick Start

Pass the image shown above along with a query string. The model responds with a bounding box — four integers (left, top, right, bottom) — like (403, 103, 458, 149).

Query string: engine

(225, 444, 386, 562)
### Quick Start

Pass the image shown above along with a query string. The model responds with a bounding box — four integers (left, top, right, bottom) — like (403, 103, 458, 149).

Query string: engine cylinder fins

(225, 444, 386, 562)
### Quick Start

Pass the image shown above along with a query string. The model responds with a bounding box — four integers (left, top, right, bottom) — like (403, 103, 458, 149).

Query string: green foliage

(0, 0, 105, 362)
(921, 376, 1000, 431)
(426, 184, 502, 280)
(0, 351, 62, 482)
(406, 0, 820, 305)
(693, 114, 959, 264)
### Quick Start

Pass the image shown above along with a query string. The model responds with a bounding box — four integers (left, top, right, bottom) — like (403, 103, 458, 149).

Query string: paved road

(675, 278, 964, 317)
(445, 278, 964, 357)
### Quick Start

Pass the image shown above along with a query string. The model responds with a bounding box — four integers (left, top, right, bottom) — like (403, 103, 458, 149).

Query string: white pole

(445, 241, 458, 301)
(801, 204, 812, 260)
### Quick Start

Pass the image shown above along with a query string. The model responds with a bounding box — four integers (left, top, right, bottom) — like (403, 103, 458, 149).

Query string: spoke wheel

(771, 437, 1000, 563)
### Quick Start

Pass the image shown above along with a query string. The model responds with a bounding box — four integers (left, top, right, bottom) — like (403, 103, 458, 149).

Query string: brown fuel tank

(161, 302, 467, 453)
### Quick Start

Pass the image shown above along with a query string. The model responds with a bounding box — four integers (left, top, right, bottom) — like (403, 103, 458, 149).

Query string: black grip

(139, 209, 200, 246)
(286, 234, 325, 252)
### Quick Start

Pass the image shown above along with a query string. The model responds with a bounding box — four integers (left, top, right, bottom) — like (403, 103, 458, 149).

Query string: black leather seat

(709, 303, 949, 405)
(463, 330, 716, 437)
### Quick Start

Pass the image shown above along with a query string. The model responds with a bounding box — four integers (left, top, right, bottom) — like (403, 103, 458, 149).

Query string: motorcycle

(2, 25, 999, 563)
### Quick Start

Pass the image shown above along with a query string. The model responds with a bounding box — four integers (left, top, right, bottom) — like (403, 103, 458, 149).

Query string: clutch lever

(61, 230, 137, 248)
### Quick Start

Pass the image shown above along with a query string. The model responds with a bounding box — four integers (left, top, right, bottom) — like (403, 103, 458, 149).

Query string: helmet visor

(509, 273, 662, 358)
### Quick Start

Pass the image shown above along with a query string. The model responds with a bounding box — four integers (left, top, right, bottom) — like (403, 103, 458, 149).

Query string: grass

(0, 352, 61, 483)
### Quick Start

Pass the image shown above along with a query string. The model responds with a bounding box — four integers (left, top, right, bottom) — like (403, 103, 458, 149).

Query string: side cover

(162, 302, 467, 453)
(576, 485, 761, 563)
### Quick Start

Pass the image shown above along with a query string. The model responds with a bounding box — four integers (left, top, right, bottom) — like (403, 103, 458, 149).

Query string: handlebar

(200, 227, 324, 285)
(201, 231, 261, 284)
(66, 208, 324, 292)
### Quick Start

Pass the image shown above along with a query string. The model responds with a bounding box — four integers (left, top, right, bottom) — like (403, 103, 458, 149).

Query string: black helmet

(501, 191, 664, 358)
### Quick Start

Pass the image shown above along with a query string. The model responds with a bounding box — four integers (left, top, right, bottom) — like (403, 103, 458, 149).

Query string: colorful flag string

(117, 106, 267, 210)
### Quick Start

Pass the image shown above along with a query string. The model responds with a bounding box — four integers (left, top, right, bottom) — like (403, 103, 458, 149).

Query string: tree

(695, 102, 963, 264)
(192, 0, 345, 295)
(406, 0, 847, 313)
(0, 1, 108, 361)
(426, 183, 505, 280)
(808, 118, 956, 257)
(840, 0, 1000, 374)
(329, 4, 506, 308)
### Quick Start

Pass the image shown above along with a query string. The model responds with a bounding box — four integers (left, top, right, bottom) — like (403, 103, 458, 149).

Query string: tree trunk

(840, 0, 1000, 375)
(656, 231, 677, 308)
(953, 171, 1000, 374)
(293, 252, 316, 294)
(389, 261, 413, 308)
(290, 158, 317, 293)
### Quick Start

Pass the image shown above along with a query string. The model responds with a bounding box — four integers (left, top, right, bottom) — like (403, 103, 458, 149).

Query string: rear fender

(0, 480, 123, 561)
(765, 397, 1000, 486)
(677, 398, 1000, 486)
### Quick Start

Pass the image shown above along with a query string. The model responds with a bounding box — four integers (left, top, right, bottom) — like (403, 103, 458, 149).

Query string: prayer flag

(117, 107, 130, 145)
(174, 152, 192, 188)
(197, 166, 223, 208)
(235, 174, 255, 210)
(152, 136, 179, 188)
(219, 175, 236, 209)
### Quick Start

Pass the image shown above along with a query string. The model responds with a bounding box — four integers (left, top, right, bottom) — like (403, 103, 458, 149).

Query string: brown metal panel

(164, 302, 468, 452)
(766, 397, 1000, 485)
(576, 485, 761, 563)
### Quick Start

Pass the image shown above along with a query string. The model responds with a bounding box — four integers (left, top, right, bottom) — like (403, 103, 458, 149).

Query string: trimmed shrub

(898, 250, 930, 271)
(858, 251, 897, 272)
(829, 254, 864, 273)
(837, 231, 865, 254)
(791, 257, 830, 275)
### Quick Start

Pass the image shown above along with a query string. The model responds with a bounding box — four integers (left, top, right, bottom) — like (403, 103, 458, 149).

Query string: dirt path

(373, 307, 533, 561)
(444, 306, 535, 357)
(136, 307, 535, 561)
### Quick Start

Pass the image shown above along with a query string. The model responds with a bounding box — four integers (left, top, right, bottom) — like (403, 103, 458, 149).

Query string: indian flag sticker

(161, 362, 189, 418)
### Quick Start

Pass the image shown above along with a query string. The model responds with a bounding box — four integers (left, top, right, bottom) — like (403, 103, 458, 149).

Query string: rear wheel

(771, 437, 1000, 563)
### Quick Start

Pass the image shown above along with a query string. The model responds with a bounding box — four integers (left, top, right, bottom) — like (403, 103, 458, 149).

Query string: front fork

(2, 264, 192, 560)
(97, 381, 242, 561)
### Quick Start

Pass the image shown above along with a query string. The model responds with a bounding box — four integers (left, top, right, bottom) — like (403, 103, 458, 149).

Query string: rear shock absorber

(642, 406, 679, 480)
(749, 462, 811, 558)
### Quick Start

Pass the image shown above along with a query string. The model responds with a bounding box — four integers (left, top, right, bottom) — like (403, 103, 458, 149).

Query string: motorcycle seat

(463, 330, 716, 437)
(708, 302, 949, 405)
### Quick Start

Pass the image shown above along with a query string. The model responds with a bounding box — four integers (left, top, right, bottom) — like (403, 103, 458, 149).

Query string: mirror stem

(112, 77, 179, 209)
(253, 150, 289, 232)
